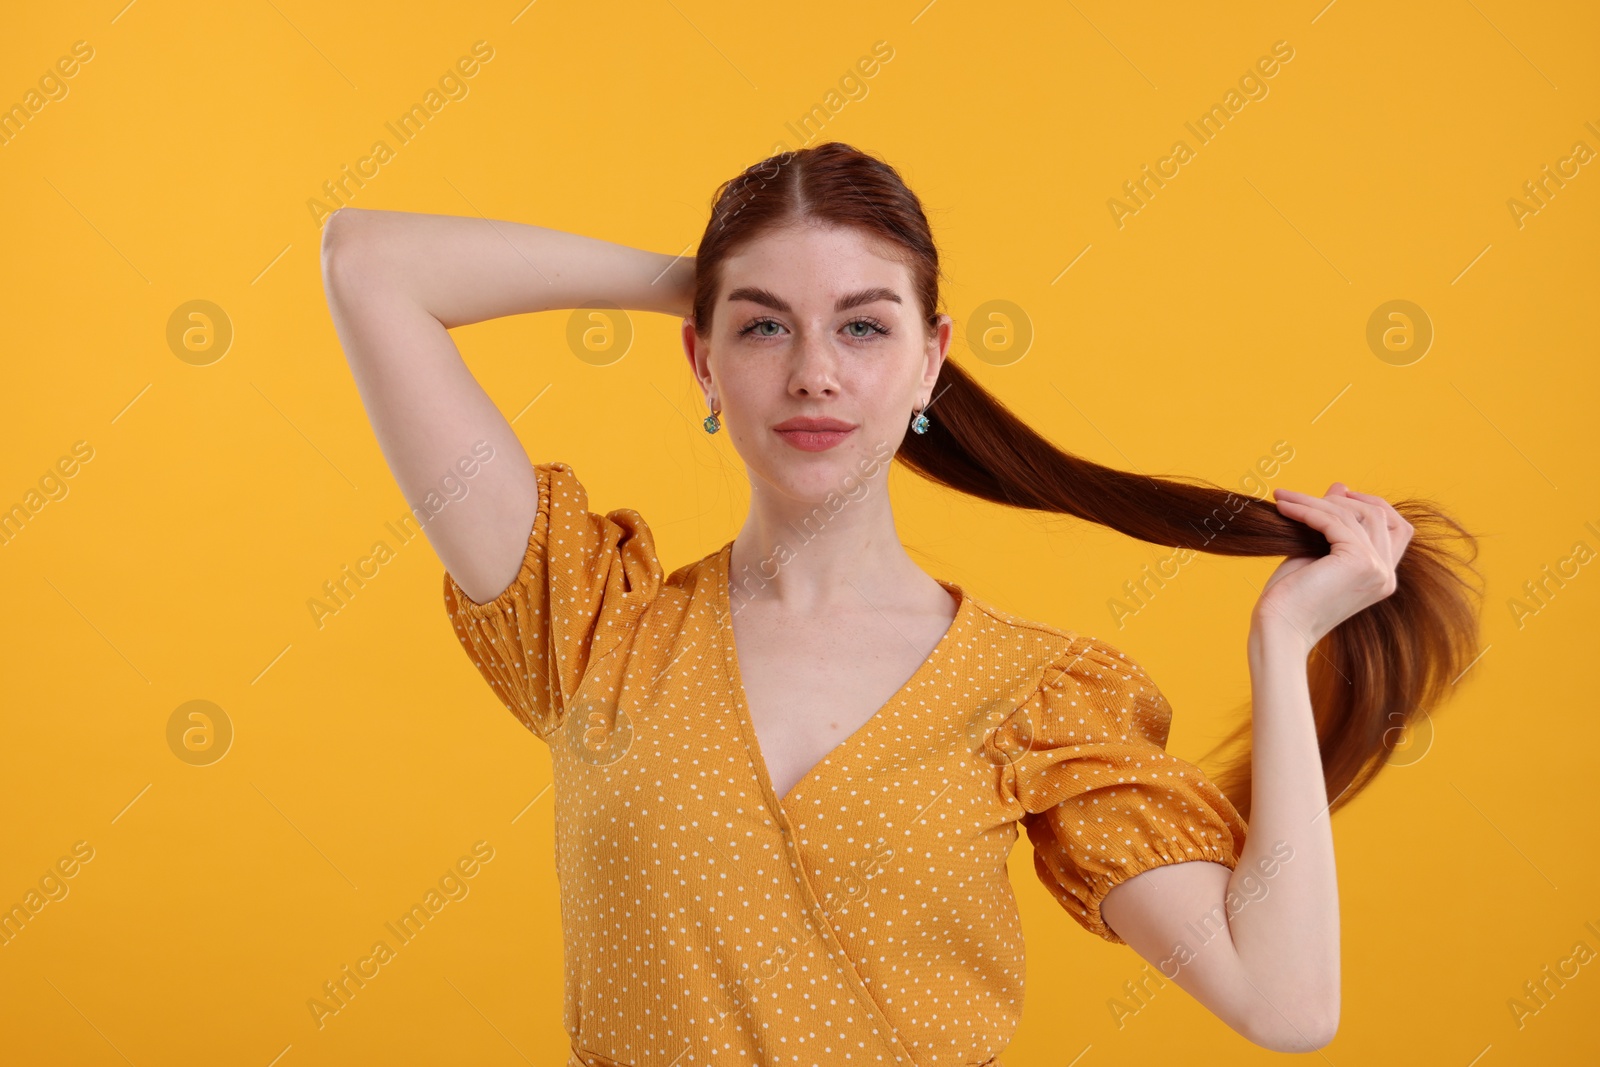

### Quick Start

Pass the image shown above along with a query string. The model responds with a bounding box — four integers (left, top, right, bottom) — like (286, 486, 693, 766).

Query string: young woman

(320, 141, 1480, 1065)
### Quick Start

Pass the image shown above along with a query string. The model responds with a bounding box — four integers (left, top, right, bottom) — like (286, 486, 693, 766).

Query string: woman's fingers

(1273, 488, 1364, 539)
(1342, 486, 1413, 535)
(1271, 489, 1364, 547)
(1325, 484, 1392, 562)
(1336, 485, 1413, 565)
(1276, 484, 1403, 596)
(1280, 485, 1388, 543)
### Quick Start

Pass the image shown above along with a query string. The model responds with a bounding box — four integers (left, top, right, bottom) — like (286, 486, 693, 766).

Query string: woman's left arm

(1099, 481, 1414, 1052)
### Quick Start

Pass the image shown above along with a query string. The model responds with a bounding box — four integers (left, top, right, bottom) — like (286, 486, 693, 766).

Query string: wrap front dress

(443, 461, 1249, 1066)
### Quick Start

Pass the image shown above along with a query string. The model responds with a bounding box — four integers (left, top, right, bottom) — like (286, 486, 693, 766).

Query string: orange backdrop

(1, 1, 1596, 1064)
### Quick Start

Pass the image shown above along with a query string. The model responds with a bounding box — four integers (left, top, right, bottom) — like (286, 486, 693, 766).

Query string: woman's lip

(774, 427, 855, 452)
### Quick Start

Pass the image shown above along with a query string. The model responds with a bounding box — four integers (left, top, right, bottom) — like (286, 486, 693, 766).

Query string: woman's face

(683, 222, 952, 503)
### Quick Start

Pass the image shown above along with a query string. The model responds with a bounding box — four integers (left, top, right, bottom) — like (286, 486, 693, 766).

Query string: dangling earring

(910, 401, 931, 435)
(703, 402, 721, 434)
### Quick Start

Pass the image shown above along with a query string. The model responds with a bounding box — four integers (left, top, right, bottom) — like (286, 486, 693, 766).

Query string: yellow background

(2, 0, 1596, 1063)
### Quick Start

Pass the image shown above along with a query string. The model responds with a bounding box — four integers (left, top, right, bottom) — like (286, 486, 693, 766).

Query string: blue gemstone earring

(703, 404, 721, 434)
(910, 403, 930, 435)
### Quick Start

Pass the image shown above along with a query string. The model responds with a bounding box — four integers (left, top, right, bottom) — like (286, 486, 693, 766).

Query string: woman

(320, 141, 1481, 1065)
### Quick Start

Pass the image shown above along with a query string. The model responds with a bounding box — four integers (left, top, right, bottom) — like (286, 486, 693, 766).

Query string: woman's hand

(1256, 482, 1415, 651)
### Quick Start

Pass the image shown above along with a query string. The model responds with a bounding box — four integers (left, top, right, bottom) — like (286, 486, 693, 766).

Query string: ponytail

(897, 358, 1485, 822)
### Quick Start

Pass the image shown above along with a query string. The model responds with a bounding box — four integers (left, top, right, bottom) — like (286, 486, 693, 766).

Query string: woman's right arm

(319, 206, 694, 605)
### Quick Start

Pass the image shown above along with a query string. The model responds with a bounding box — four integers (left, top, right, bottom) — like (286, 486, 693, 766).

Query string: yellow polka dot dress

(443, 462, 1249, 1067)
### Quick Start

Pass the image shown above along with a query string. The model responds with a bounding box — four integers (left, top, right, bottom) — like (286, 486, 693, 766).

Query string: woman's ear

(681, 318, 704, 381)
(923, 313, 952, 387)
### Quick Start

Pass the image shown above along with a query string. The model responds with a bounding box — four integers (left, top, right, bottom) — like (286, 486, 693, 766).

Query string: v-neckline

(712, 539, 970, 815)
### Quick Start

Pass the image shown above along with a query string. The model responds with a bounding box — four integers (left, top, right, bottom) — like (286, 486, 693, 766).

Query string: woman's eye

(738, 317, 889, 340)
(739, 318, 784, 338)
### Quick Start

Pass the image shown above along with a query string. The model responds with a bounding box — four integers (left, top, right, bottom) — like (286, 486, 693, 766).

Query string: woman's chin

(755, 452, 873, 503)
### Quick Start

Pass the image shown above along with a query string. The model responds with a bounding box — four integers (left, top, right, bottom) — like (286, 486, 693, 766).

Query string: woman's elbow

(320, 206, 368, 285)
(1242, 1004, 1339, 1053)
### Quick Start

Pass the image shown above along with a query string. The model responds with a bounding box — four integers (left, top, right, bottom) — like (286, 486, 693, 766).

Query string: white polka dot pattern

(1004, 639, 1249, 947)
(442, 461, 1249, 1065)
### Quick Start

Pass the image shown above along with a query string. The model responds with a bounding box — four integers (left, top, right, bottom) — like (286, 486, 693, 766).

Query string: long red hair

(691, 141, 1484, 823)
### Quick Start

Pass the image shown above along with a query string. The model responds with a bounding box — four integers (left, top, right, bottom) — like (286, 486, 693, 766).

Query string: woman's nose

(789, 333, 840, 395)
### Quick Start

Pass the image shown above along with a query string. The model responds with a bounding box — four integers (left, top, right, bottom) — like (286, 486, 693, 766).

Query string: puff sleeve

(442, 461, 663, 740)
(1001, 636, 1248, 945)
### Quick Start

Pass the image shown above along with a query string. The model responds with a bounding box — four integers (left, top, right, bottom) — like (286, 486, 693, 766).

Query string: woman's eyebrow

(725, 286, 902, 313)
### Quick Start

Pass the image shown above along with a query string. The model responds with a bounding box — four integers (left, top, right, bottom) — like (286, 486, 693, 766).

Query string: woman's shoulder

(962, 589, 1077, 642)
(960, 588, 1145, 679)
(530, 458, 722, 593)
(658, 541, 728, 609)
